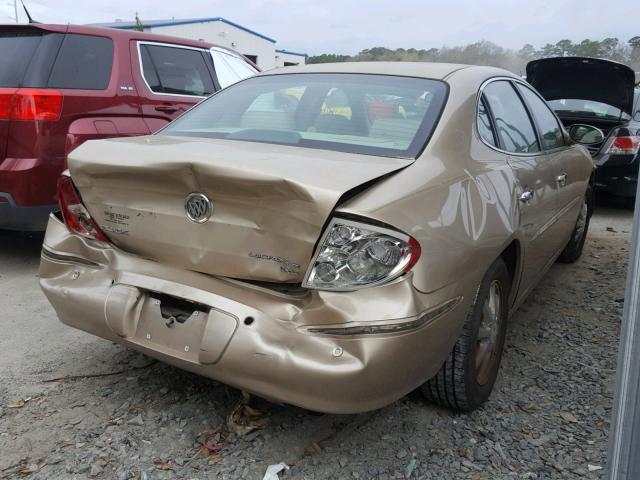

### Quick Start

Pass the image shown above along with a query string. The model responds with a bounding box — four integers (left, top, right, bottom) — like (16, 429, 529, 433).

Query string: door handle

(556, 173, 567, 187)
(155, 104, 179, 113)
(519, 190, 533, 203)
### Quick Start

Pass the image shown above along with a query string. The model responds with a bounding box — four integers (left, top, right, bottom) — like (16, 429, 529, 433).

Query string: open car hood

(68, 135, 412, 283)
(526, 57, 636, 115)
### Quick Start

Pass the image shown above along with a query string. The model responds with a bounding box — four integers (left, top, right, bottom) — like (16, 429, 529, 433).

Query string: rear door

(515, 83, 587, 240)
(131, 41, 217, 133)
(47, 32, 150, 157)
(481, 79, 562, 294)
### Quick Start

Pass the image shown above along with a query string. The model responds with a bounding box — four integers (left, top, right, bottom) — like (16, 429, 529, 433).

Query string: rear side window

(477, 96, 497, 147)
(140, 44, 215, 97)
(0, 31, 43, 87)
(48, 34, 113, 90)
(483, 80, 539, 154)
(516, 84, 564, 150)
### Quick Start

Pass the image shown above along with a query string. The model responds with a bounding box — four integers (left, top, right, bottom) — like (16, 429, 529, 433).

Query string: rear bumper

(595, 154, 638, 198)
(39, 214, 473, 413)
(0, 193, 56, 231)
(594, 175, 638, 198)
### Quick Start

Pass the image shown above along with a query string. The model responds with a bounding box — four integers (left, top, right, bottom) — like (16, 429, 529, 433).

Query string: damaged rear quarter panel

(339, 71, 520, 295)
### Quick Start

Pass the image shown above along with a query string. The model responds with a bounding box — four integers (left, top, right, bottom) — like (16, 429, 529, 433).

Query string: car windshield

(548, 98, 628, 120)
(160, 73, 448, 158)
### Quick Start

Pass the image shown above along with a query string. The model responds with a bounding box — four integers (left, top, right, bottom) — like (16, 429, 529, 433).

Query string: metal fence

(607, 188, 640, 480)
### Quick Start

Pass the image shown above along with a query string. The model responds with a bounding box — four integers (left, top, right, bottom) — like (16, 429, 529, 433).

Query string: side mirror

(568, 124, 605, 145)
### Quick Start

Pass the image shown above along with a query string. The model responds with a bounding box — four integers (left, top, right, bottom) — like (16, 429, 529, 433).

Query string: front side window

(160, 73, 448, 158)
(210, 48, 257, 89)
(48, 34, 113, 90)
(140, 44, 214, 97)
(483, 80, 539, 154)
(516, 84, 564, 150)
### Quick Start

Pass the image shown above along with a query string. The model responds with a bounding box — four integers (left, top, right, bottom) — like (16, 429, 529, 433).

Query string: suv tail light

(605, 136, 640, 155)
(0, 88, 63, 121)
(57, 175, 108, 241)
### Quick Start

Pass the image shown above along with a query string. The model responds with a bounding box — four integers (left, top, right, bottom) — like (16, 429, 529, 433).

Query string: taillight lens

(605, 136, 640, 155)
(0, 88, 17, 120)
(0, 88, 63, 121)
(302, 218, 421, 291)
(57, 175, 108, 241)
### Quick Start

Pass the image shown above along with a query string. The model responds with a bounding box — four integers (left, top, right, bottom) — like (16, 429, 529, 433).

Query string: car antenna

(21, 1, 39, 24)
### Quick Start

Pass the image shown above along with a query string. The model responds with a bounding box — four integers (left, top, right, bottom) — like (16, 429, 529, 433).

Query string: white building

(94, 17, 306, 71)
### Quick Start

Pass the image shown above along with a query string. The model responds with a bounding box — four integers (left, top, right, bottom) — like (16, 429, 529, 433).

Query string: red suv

(0, 24, 257, 230)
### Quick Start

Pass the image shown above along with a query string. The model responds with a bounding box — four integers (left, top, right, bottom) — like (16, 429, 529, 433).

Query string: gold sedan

(40, 62, 597, 413)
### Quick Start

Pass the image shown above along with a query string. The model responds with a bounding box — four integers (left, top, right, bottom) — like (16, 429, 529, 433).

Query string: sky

(1, 0, 638, 55)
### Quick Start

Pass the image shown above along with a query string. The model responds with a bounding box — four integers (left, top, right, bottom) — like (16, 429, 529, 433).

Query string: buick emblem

(184, 193, 212, 224)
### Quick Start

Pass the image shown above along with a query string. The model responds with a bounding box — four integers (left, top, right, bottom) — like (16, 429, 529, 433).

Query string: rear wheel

(421, 258, 510, 412)
(557, 185, 592, 264)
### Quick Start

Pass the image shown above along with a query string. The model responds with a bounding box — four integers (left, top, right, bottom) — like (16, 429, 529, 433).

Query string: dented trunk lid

(68, 135, 412, 282)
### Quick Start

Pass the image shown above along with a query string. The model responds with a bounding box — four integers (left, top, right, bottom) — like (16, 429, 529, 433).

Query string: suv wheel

(421, 257, 510, 412)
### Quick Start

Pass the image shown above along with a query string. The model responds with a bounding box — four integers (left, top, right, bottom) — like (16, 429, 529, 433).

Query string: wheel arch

(498, 238, 522, 308)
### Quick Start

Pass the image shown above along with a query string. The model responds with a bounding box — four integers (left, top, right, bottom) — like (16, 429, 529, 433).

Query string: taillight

(605, 136, 640, 155)
(57, 176, 108, 241)
(0, 88, 63, 121)
(302, 218, 421, 291)
(0, 88, 16, 120)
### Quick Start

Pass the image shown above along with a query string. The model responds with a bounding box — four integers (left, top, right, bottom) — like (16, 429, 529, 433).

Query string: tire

(421, 257, 511, 412)
(557, 184, 592, 264)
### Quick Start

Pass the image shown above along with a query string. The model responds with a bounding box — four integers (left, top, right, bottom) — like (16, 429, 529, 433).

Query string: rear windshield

(0, 31, 43, 87)
(0, 30, 113, 90)
(549, 99, 627, 120)
(160, 73, 448, 158)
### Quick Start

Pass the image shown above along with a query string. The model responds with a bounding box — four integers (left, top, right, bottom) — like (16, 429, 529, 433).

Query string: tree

(557, 39, 575, 56)
(629, 36, 640, 70)
(306, 36, 639, 73)
(134, 12, 144, 32)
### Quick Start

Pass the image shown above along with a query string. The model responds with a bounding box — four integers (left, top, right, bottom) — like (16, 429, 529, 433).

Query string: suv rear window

(0, 31, 43, 87)
(140, 44, 215, 97)
(160, 73, 448, 158)
(0, 30, 113, 90)
(48, 34, 113, 90)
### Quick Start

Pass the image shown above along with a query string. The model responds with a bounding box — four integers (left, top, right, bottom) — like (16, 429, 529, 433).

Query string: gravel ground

(0, 202, 633, 480)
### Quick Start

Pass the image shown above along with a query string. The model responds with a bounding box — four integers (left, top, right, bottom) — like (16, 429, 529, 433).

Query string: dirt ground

(0, 202, 633, 480)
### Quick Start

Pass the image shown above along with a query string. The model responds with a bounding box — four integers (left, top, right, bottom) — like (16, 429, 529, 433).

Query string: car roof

(260, 61, 513, 80)
(0, 23, 218, 50)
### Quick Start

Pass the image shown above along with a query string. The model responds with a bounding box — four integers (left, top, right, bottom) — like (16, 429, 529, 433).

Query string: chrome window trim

(475, 76, 569, 159)
(136, 41, 210, 99)
(514, 81, 568, 153)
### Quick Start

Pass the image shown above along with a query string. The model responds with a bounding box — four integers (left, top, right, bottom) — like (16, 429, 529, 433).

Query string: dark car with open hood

(527, 57, 640, 203)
